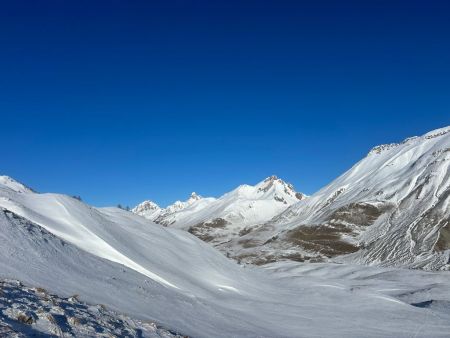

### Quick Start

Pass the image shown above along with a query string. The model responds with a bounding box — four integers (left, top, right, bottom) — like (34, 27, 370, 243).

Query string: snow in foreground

(0, 177, 450, 337)
(0, 279, 181, 337)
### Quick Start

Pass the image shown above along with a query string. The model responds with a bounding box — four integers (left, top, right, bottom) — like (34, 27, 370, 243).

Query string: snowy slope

(154, 192, 217, 227)
(0, 176, 33, 193)
(232, 127, 450, 269)
(0, 178, 245, 292)
(135, 176, 306, 246)
(0, 278, 180, 337)
(2, 176, 450, 337)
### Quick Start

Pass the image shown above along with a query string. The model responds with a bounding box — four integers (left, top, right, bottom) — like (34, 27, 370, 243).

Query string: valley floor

(2, 261, 450, 337)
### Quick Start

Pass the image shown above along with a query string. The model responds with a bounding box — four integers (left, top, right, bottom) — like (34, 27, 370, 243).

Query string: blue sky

(1, 0, 449, 207)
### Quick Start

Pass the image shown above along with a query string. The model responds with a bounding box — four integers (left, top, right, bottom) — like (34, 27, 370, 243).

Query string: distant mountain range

(133, 175, 306, 245)
(134, 126, 450, 270)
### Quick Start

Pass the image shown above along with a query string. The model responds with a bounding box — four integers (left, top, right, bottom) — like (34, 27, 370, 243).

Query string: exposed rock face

(0, 279, 181, 337)
(436, 221, 450, 251)
(188, 218, 229, 242)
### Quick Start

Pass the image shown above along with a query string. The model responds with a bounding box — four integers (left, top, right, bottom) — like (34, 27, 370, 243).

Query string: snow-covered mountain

(134, 176, 306, 245)
(1, 175, 450, 337)
(131, 200, 162, 219)
(230, 127, 450, 269)
(133, 192, 216, 224)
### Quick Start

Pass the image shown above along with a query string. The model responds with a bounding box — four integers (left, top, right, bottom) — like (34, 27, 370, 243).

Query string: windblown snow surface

(1, 176, 450, 337)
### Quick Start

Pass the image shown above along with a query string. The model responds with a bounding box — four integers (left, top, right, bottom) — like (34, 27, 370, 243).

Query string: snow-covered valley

(1, 204, 450, 337)
(1, 126, 450, 337)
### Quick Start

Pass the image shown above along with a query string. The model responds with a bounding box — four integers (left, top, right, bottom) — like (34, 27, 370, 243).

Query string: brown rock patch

(285, 225, 359, 257)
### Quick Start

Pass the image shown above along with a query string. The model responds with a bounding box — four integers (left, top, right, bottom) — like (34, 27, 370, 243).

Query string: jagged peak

(264, 175, 279, 182)
(258, 175, 290, 190)
(158, 194, 196, 213)
(255, 175, 305, 200)
(132, 200, 160, 213)
(188, 192, 202, 201)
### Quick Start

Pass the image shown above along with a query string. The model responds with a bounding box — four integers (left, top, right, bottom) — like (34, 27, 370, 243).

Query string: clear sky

(1, 0, 449, 207)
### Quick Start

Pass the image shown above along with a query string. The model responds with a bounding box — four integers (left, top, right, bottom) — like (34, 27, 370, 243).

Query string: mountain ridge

(228, 126, 450, 269)
(133, 176, 306, 245)
(132, 126, 450, 270)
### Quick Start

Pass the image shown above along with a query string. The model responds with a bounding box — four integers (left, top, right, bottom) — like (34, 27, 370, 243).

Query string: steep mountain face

(4, 176, 450, 337)
(134, 176, 306, 245)
(230, 127, 450, 270)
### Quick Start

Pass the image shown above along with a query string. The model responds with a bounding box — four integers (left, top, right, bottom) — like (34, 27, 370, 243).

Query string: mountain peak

(0, 176, 34, 193)
(189, 192, 202, 201)
(255, 176, 306, 201)
(131, 200, 161, 218)
(264, 175, 279, 182)
(258, 175, 288, 189)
